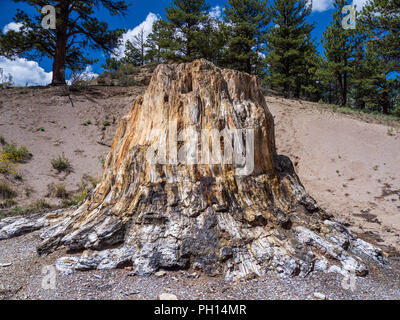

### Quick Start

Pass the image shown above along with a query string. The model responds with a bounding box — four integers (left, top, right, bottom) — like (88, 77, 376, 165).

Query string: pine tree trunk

(51, 2, 69, 86)
(382, 88, 390, 114)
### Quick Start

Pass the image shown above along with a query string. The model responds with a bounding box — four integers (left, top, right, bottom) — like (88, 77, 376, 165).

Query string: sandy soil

(0, 86, 145, 208)
(267, 96, 400, 254)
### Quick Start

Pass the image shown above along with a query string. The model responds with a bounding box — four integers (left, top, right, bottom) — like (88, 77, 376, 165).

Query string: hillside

(0, 86, 399, 254)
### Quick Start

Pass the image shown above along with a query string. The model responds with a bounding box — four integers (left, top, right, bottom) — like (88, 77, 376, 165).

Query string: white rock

(0, 263, 12, 267)
(158, 293, 178, 300)
(313, 292, 327, 300)
(155, 270, 167, 277)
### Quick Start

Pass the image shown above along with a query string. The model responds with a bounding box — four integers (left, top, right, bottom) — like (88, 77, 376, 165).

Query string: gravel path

(0, 230, 399, 300)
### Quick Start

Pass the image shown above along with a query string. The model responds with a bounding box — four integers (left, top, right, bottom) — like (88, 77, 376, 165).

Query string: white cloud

(3, 22, 23, 33)
(80, 65, 98, 81)
(309, 0, 334, 12)
(67, 65, 99, 84)
(0, 57, 52, 86)
(115, 12, 159, 58)
(352, 0, 369, 10)
(309, 0, 369, 12)
(209, 6, 222, 20)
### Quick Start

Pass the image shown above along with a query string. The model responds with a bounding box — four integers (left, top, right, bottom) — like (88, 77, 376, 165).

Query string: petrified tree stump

(38, 59, 384, 279)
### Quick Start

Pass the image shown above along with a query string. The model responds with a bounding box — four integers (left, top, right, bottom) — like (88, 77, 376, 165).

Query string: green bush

(2, 143, 31, 162)
(27, 199, 52, 213)
(62, 190, 87, 208)
(51, 154, 71, 172)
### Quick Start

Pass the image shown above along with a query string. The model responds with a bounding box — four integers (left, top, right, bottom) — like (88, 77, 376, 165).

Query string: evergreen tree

(321, 0, 356, 106)
(0, 0, 127, 85)
(155, 0, 211, 62)
(128, 28, 146, 66)
(222, 0, 269, 75)
(195, 17, 228, 66)
(123, 40, 143, 66)
(266, 0, 316, 98)
(349, 31, 380, 110)
(356, 0, 400, 114)
(145, 20, 164, 63)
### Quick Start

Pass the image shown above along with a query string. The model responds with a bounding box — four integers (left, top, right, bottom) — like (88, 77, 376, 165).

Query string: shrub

(0, 153, 18, 175)
(2, 143, 31, 162)
(0, 199, 17, 209)
(28, 199, 52, 212)
(51, 154, 71, 172)
(103, 121, 111, 127)
(62, 190, 87, 208)
(0, 182, 16, 199)
(48, 183, 69, 199)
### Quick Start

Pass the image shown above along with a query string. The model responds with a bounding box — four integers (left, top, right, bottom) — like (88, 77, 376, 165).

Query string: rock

(126, 289, 140, 295)
(189, 272, 200, 278)
(0, 214, 46, 240)
(155, 271, 167, 277)
(158, 293, 178, 300)
(0, 263, 12, 267)
(37, 59, 384, 280)
(313, 292, 327, 300)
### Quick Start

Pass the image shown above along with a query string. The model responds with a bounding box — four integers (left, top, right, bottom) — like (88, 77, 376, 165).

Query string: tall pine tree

(356, 0, 400, 114)
(222, 0, 269, 75)
(266, 0, 316, 98)
(0, 0, 128, 85)
(321, 0, 356, 106)
(155, 0, 211, 62)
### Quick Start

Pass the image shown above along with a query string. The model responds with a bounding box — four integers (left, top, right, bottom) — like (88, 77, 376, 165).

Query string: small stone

(313, 292, 327, 300)
(155, 270, 167, 277)
(158, 293, 178, 300)
(0, 263, 12, 267)
(126, 289, 140, 295)
(93, 274, 102, 279)
(189, 272, 199, 278)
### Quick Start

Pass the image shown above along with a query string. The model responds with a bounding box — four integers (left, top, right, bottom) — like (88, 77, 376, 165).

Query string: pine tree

(0, 0, 127, 85)
(128, 28, 146, 66)
(321, 0, 356, 106)
(356, 0, 400, 114)
(222, 0, 269, 75)
(155, 0, 211, 62)
(349, 31, 380, 110)
(266, 0, 316, 98)
(145, 20, 164, 63)
(123, 40, 143, 66)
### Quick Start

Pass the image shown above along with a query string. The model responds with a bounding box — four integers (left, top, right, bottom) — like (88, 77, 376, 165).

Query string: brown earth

(0, 86, 399, 254)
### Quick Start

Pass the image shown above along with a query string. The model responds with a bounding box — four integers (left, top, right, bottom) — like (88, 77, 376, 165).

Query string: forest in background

(104, 0, 400, 116)
(0, 0, 399, 115)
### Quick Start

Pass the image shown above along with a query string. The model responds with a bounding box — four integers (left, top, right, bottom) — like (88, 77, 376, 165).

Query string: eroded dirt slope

(268, 96, 400, 254)
(0, 86, 145, 208)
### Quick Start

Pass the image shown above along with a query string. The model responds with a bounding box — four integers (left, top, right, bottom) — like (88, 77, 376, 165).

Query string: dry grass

(0, 182, 17, 199)
(47, 183, 69, 199)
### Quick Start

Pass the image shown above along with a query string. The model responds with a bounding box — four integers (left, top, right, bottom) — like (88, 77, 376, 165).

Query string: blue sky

(0, 0, 366, 86)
